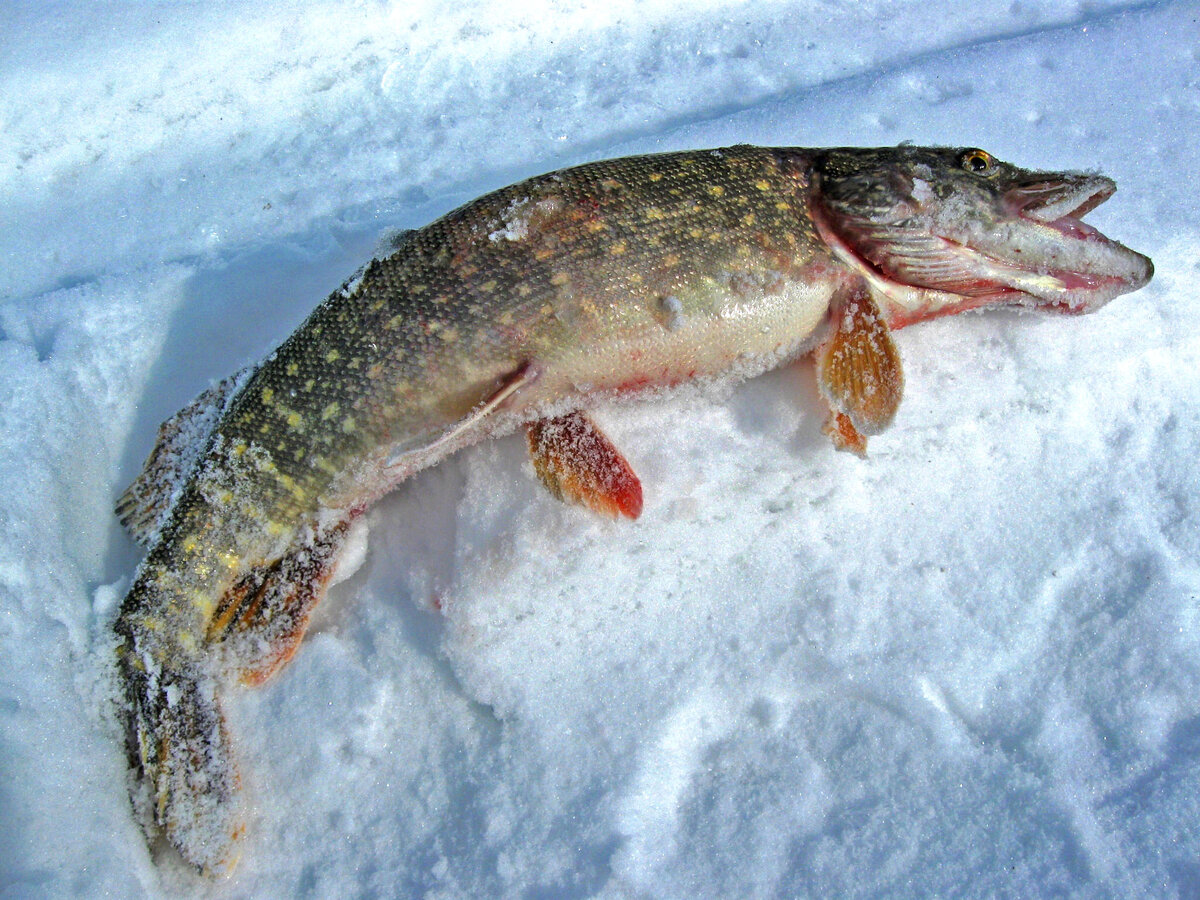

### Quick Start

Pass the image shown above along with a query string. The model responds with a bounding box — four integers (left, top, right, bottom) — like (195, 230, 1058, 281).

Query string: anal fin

(526, 411, 643, 519)
(207, 518, 351, 686)
(816, 284, 903, 455)
(117, 367, 253, 545)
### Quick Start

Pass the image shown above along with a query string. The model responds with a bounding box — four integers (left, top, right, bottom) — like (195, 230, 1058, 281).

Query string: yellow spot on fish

(442, 327, 459, 342)
(629, 273, 644, 285)
(776, 201, 790, 211)
(304, 379, 315, 391)
(708, 185, 725, 198)
(321, 402, 340, 420)
(644, 207, 665, 221)
(610, 241, 629, 256)
(551, 271, 571, 286)
(182, 537, 199, 554)
(325, 349, 340, 363)
(261, 387, 275, 405)
(755, 179, 771, 191)
(287, 412, 303, 428)
(586, 220, 607, 234)
(742, 213, 756, 226)
(480, 279, 498, 293)
(534, 247, 555, 261)
(194, 586, 215, 614)
(342, 416, 356, 433)
(663, 253, 681, 267)
(285, 362, 299, 376)
(649, 172, 663, 182)
(600, 178, 623, 190)
(293, 447, 306, 462)
(689, 228, 704, 239)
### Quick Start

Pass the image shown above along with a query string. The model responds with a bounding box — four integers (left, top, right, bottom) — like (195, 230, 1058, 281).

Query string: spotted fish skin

(112, 144, 1152, 873)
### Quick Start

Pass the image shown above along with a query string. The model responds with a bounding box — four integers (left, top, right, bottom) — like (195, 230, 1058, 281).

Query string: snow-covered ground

(2, 1, 1198, 896)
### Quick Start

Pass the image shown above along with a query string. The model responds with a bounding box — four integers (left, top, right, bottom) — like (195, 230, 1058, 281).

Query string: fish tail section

(115, 616, 244, 875)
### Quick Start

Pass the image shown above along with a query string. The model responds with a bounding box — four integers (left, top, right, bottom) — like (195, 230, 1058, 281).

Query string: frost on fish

(115, 366, 254, 546)
(112, 144, 1152, 874)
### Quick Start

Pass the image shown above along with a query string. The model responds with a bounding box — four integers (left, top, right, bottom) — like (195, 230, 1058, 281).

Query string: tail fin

(116, 633, 244, 875)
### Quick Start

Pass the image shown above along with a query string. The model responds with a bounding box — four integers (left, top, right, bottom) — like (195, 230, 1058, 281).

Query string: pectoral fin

(816, 285, 903, 455)
(526, 411, 643, 519)
(207, 518, 351, 685)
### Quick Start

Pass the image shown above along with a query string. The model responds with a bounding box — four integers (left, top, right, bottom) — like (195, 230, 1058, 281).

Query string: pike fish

(112, 145, 1152, 872)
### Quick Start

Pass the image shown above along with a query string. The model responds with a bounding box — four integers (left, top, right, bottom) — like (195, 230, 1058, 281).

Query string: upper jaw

(1006, 173, 1116, 224)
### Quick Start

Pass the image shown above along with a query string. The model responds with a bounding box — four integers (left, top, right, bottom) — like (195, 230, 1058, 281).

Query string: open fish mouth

(978, 174, 1154, 313)
(889, 173, 1157, 317)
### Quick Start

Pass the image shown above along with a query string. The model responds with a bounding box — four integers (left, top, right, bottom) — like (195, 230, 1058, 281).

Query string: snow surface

(2, 1, 1199, 897)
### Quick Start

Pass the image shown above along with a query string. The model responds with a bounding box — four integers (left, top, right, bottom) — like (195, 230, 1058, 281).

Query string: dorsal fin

(116, 366, 253, 545)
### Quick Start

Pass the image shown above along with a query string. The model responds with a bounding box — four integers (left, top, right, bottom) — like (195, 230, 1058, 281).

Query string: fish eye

(960, 148, 995, 175)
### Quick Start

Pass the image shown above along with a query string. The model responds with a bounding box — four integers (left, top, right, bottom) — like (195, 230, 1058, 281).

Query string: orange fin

(526, 411, 643, 519)
(816, 285, 903, 453)
(207, 519, 351, 685)
(116, 367, 252, 545)
(824, 411, 869, 458)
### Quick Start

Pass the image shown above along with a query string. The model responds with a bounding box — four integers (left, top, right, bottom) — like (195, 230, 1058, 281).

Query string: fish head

(810, 146, 1153, 326)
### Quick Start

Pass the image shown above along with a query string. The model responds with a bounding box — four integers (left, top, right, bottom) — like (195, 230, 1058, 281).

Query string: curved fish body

(112, 145, 1152, 872)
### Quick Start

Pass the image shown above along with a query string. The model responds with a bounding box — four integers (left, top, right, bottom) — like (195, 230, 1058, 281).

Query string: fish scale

(111, 143, 1152, 873)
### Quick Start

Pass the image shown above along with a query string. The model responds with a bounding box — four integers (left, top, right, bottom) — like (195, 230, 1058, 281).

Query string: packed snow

(2, 1, 1198, 897)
